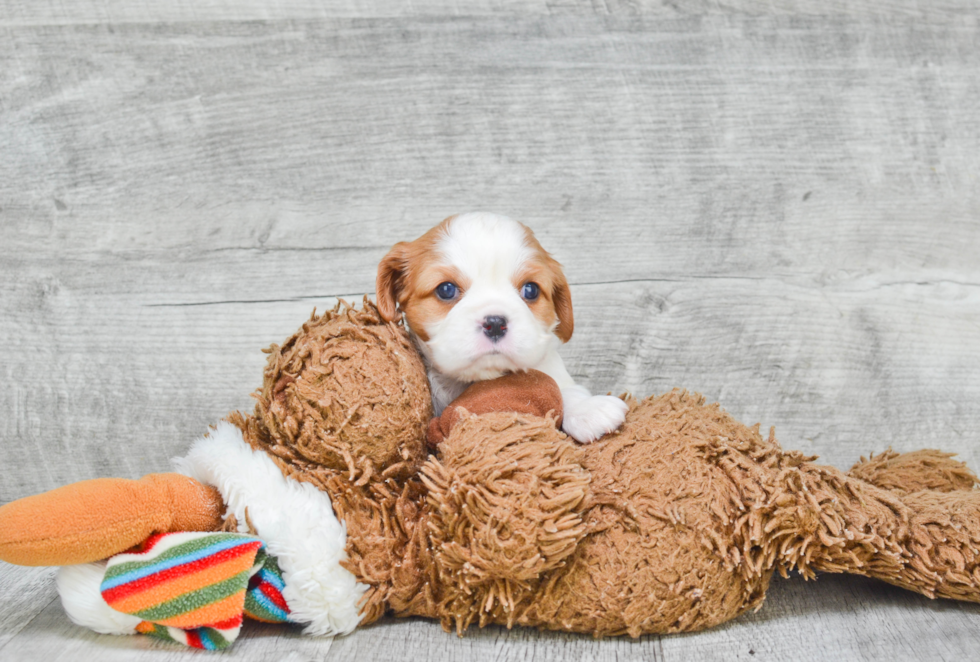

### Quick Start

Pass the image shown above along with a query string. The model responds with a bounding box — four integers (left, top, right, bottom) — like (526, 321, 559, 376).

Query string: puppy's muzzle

(482, 315, 508, 340)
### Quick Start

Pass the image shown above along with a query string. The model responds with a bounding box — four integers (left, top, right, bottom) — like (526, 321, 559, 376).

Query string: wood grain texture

(658, 573, 980, 661)
(2, 11, 978, 497)
(1, 2, 979, 660)
(2, 0, 980, 25)
(0, 565, 58, 650)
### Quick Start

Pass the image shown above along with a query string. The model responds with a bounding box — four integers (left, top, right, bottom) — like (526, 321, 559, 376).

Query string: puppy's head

(376, 212, 573, 382)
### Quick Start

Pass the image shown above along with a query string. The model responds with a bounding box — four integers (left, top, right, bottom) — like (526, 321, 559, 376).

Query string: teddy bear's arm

(421, 411, 591, 632)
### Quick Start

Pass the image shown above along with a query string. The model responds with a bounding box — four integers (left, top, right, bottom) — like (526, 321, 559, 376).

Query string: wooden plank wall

(1, 1, 978, 660)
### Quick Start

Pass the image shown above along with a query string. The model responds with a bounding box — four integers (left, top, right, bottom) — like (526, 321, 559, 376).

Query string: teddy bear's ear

(376, 242, 410, 322)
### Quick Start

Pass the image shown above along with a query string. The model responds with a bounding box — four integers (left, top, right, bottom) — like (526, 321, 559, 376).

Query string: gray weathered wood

(2, 11, 978, 497)
(1, 1, 979, 660)
(2, 0, 980, 25)
(659, 573, 980, 661)
(0, 565, 58, 650)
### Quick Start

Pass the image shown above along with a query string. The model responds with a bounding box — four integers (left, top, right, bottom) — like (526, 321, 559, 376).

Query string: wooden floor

(2, 1, 979, 660)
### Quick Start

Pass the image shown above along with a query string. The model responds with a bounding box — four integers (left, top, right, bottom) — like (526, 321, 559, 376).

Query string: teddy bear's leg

(0, 473, 225, 566)
(847, 449, 978, 496)
(892, 488, 980, 601)
(762, 461, 980, 604)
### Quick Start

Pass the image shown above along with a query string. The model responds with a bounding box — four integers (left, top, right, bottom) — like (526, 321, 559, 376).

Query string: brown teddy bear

(1, 300, 979, 648)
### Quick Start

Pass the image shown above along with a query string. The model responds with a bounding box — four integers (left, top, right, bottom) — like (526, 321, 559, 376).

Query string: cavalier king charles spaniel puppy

(376, 212, 628, 443)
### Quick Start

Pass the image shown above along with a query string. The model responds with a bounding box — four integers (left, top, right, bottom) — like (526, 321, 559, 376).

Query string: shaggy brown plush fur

(423, 412, 589, 631)
(848, 449, 978, 495)
(253, 298, 431, 481)
(235, 300, 980, 638)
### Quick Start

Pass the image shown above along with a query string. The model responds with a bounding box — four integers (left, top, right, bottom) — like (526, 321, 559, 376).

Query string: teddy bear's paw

(561, 394, 629, 443)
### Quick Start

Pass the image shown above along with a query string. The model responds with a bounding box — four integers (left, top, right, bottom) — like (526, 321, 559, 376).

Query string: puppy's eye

(521, 282, 540, 301)
(435, 281, 459, 301)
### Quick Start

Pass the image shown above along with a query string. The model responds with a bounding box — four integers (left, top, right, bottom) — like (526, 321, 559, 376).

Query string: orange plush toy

(0, 474, 225, 567)
(3, 300, 980, 649)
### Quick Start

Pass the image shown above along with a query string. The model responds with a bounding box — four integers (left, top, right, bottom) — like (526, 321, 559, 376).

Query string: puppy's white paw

(561, 394, 629, 444)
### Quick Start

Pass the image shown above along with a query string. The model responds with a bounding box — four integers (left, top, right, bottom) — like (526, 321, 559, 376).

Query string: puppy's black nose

(482, 315, 508, 340)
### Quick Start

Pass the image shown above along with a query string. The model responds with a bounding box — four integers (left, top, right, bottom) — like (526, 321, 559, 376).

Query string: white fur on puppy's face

(376, 212, 573, 384)
(425, 216, 555, 381)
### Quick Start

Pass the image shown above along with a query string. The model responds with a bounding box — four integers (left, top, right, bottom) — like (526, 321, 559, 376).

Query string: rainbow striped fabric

(100, 531, 291, 650)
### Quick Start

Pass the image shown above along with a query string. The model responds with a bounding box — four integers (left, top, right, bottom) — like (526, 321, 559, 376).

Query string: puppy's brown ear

(552, 269, 574, 343)
(376, 243, 409, 322)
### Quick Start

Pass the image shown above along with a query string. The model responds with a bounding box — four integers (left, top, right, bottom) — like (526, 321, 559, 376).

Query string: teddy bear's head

(246, 298, 432, 481)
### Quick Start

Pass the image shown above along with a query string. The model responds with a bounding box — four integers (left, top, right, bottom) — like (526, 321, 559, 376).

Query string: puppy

(375, 212, 628, 443)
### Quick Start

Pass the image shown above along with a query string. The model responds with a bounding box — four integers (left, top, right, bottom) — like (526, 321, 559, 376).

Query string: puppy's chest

(426, 370, 469, 416)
